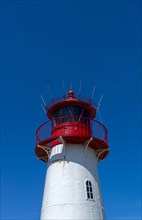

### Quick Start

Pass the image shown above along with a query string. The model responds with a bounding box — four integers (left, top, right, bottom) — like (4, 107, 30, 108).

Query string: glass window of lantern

(53, 106, 90, 125)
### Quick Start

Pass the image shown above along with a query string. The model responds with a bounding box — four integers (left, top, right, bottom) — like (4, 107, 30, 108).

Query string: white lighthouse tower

(35, 88, 109, 220)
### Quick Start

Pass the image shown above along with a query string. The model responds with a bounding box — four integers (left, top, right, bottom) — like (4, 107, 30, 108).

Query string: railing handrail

(46, 95, 97, 109)
(36, 116, 108, 145)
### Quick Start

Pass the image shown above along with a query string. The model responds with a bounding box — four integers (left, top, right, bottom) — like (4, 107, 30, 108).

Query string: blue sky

(0, 0, 141, 219)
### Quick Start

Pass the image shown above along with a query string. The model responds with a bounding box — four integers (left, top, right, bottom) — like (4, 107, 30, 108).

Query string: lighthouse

(35, 88, 109, 220)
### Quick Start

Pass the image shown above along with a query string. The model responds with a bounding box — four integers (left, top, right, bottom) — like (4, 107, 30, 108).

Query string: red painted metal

(35, 89, 109, 163)
(46, 94, 96, 110)
(35, 116, 109, 163)
(46, 92, 97, 119)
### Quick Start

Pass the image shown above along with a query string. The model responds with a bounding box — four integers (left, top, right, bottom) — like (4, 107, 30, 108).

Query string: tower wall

(40, 143, 105, 220)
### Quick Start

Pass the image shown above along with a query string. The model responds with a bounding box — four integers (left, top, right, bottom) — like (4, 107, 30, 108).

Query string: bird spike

(97, 95, 104, 111)
(62, 80, 65, 91)
(41, 104, 46, 115)
(40, 95, 46, 106)
(91, 84, 96, 99)
(70, 81, 72, 90)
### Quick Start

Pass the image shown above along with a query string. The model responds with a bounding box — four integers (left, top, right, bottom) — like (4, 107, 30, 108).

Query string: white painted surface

(40, 143, 105, 220)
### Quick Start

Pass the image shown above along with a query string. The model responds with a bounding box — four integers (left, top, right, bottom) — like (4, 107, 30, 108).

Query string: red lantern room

(35, 89, 109, 162)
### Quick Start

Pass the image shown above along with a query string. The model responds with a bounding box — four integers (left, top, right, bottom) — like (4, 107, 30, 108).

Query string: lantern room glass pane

(53, 106, 91, 126)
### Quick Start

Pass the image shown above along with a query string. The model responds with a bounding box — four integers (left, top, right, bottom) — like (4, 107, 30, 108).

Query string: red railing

(36, 116, 108, 146)
(46, 95, 97, 109)
(92, 120, 108, 144)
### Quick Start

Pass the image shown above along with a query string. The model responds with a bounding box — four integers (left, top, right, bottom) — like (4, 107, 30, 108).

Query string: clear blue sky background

(1, 0, 141, 219)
